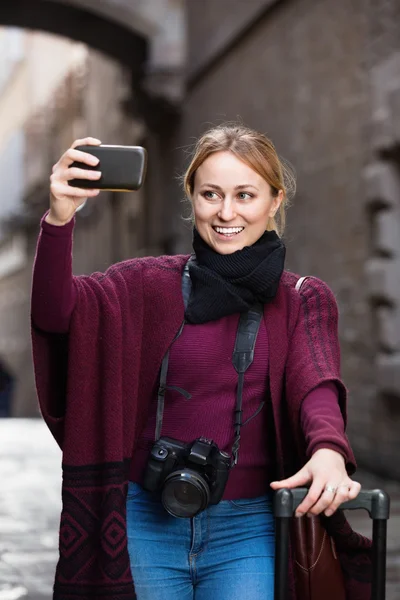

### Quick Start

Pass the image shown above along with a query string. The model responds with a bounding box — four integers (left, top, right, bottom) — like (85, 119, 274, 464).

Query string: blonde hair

(183, 123, 296, 236)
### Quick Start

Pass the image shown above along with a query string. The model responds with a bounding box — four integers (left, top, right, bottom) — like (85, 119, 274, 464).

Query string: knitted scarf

(185, 228, 286, 324)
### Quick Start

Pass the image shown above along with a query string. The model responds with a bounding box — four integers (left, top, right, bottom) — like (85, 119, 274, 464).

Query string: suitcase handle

(273, 488, 390, 600)
(273, 487, 390, 519)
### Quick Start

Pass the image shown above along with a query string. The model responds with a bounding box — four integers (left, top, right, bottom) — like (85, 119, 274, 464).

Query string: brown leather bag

(292, 276, 347, 599)
(292, 515, 346, 599)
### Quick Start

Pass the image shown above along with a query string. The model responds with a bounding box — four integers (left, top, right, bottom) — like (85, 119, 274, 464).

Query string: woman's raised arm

(31, 137, 102, 333)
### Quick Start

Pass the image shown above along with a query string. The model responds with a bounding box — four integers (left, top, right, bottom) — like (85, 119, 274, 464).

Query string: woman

(31, 124, 368, 600)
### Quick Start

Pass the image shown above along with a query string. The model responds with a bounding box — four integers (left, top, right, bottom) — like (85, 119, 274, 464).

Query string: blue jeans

(126, 482, 275, 600)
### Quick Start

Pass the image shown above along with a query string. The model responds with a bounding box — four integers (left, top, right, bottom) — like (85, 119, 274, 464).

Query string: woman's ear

(269, 189, 284, 217)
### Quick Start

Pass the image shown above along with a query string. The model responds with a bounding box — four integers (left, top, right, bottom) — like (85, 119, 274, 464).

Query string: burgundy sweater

(32, 216, 352, 502)
(31, 218, 372, 600)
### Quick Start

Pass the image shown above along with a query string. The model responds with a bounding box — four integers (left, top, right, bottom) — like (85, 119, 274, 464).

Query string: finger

(324, 481, 361, 517)
(64, 167, 102, 182)
(324, 484, 352, 516)
(51, 182, 100, 198)
(50, 168, 100, 188)
(295, 480, 324, 516)
(308, 485, 341, 516)
(270, 468, 311, 490)
(60, 148, 100, 168)
(348, 480, 361, 500)
(71, 137, 101, 149)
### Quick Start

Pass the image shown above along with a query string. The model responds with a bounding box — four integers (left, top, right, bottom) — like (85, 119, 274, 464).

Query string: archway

(0, 0, 148, 76)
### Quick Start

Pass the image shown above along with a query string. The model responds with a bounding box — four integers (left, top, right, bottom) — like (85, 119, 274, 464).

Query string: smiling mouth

(213, 226, 244, 237)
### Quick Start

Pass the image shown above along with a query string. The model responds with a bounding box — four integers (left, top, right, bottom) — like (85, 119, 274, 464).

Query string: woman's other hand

(47, 137, 102, 226)
(270, 448, 361, 517)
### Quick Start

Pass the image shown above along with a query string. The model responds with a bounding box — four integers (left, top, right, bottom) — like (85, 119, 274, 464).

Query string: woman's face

(192, 151, 283, 254)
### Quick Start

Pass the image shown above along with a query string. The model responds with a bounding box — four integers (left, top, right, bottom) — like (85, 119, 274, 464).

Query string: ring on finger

(325, 485, 337, 494)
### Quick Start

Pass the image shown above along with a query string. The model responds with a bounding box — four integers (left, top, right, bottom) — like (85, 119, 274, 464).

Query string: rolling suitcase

(273, 488, 390, 600)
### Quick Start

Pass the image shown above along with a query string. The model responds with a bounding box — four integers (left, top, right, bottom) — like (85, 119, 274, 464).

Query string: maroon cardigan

(31, 253, 372, 600)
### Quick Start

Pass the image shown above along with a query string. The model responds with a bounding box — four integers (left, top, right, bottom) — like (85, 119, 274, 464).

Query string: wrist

(313, 447, 346, 464)
(45, 210, 74, 227)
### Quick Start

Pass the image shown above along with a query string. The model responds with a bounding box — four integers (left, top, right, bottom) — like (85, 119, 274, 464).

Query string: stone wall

(362, 9, 400, 475)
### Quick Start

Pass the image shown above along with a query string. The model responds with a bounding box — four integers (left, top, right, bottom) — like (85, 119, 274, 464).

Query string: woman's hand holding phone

(47, 137, 102, 226)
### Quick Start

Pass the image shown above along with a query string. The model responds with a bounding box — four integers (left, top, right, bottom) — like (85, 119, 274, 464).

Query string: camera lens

(161, 469, 210, 518)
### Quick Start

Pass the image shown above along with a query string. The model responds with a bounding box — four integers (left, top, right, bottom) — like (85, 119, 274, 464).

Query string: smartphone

(68, 145, 147, 192)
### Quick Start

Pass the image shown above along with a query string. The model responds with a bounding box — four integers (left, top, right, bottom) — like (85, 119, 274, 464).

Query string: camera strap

(231, 301, 264, 465)
(155, 255, 263, 467)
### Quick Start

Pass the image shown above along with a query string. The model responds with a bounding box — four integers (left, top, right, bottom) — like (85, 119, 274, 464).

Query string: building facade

(0, 29, 94, 417)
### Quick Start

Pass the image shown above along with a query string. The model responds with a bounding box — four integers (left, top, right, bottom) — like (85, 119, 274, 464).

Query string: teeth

(215, 227, 244, 234)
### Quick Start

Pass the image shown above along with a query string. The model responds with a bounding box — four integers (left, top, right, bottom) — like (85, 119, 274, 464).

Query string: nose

(218, 198, 236, 221)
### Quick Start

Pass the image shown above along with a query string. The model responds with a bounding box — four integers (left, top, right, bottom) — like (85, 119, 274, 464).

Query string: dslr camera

(143, 436, 231, 518)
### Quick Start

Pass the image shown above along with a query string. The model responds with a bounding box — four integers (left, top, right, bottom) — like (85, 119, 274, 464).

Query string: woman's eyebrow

(200, 183, 258, 190)
(200, 183, 222, 190)
(235, 184, 258, 190)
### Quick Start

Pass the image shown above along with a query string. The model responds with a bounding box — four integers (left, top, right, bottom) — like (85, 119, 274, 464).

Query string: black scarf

(185, 228, 286, 324)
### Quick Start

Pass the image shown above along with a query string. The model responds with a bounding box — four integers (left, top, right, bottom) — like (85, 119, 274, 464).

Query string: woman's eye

(203, 191, 218, 200)
(238, 192, 253, 200)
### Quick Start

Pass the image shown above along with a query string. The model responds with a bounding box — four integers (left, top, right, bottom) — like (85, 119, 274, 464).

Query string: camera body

(143, 436, 231, 517)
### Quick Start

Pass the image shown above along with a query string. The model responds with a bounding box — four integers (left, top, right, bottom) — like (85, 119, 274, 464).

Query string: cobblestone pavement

(1, 419, 399, 599)
(0, 420, 61, 600)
